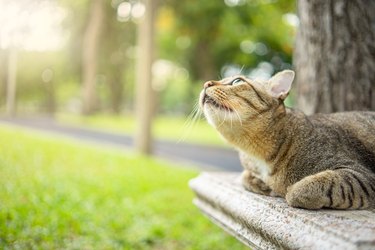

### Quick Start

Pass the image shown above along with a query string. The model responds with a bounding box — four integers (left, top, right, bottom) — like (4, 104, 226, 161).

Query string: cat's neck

(218, 107, 300, 162)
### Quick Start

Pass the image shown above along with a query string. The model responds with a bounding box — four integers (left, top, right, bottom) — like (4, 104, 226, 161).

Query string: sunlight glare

(117, 2, 132, 22)
(0, 0, 67, 51)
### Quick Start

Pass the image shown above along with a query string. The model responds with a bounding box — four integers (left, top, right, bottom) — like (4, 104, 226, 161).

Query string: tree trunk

(108, 67, 124, 114)
(194, 41, 216, 81)
(45, 81, 56, 115)
(6, 47, 17, 117)
(0, 50, 6, 108)
(134, 0, 158, 155)
(81, 0, 105, 115)
(294, 0, 375, 114)
(42, 80, 56, 115)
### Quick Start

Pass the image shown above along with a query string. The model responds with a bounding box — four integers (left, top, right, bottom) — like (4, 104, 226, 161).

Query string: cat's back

(281, 111, 375, 179)
(307, 111, 375, 164)
(309, 111, 375, 147)
(322, 111, 375, 129)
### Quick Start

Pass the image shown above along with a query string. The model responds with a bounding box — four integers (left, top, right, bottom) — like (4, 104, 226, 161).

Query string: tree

(41, 68, 56, 115)
(294, 0, 375, 114)
(0, 51, 6, 107)
(99, 3, 136, 114)
(162, 0, 295, 83)
(81, 0, 105, 115)
(101, 16, 126, 114)
(5, 47, 17, 117)
(135, 0, 158, 155)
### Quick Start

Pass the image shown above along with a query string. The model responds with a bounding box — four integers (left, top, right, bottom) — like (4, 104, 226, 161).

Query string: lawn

(0, 125, 246, 249)
(57, 113, 228, 147)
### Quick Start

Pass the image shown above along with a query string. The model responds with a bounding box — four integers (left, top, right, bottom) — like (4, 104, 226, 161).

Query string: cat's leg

(242, 170, 274, 196)
(286, 168, 375, 209)
(239, 150, 274, 196)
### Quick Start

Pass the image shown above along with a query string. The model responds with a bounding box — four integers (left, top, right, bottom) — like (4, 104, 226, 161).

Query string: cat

(199, 70, 375, 210)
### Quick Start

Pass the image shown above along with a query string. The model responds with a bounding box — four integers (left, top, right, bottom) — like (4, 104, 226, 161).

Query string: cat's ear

(267, 70, 295, 100)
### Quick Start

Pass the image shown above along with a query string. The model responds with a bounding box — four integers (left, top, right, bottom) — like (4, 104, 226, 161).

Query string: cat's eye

(231, 78, 244, 86)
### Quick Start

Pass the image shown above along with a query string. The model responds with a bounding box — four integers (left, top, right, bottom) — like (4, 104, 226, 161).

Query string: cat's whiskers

(230, 102, 243, 127)
(231, 112, 236, 128)
(239, 65, 245, 75)
(220, 100, 233, 129)
(187, 102, 200, 124)
(178, 100, 202, 143)
(222, 99, 243, 127)
(232, 107, 243, 127)
(214, 99, 233, 129)
(217, 106, 228, 128)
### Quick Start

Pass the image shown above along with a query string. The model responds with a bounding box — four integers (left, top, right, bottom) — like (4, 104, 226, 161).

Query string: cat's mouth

(203, 95, 232, 111)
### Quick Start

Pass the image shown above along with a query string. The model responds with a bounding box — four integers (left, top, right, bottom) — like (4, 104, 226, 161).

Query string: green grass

(57, 113, 228, 147)
(0, 125, 246, 249)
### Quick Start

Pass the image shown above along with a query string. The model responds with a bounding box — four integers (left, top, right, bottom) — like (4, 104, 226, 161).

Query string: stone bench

(189, 172, 375, 250)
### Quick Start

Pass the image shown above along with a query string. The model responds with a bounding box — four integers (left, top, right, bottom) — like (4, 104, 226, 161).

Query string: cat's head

(199, 70, 295, 129)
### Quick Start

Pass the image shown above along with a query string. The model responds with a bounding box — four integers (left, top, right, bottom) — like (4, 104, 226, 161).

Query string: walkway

(0, 117, 242, 172)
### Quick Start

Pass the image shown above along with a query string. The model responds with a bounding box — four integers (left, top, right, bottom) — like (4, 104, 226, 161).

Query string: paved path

(0, 117, 242, 172)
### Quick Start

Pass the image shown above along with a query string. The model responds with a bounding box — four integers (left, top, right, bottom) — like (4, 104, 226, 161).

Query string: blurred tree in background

(0, 0, 296, 116)
(81, 0, 105, 115)
(157, 0, 296, 113)
(162, 0, 295, 80)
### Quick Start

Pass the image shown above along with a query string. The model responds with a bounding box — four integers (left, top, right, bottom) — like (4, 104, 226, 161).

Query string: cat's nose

(204, 81, 215, 89)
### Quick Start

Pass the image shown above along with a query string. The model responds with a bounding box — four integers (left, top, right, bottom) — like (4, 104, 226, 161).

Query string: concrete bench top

(189, 172, 375, 250)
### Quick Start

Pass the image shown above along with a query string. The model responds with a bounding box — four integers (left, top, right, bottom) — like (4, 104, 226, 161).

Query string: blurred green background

(0, 0, 296, 120)
(0, 0, 296, 249)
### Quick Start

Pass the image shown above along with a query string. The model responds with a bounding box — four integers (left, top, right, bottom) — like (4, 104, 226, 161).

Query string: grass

(57, 113, 228, 147)
(0, 125, 246, 249)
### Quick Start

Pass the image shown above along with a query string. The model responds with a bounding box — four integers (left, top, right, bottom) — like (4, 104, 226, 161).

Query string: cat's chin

(203, 105, 242, 128)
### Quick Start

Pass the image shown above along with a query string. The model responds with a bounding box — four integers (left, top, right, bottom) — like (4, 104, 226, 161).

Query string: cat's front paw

(285, 175, 330, 210)
(286, 189, 325, 210)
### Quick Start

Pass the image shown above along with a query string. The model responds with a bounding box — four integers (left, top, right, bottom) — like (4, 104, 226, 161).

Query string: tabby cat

(199, 70, 375, 210)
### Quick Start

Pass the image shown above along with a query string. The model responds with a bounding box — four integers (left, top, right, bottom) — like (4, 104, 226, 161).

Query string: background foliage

(0, 0, 296, 116)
